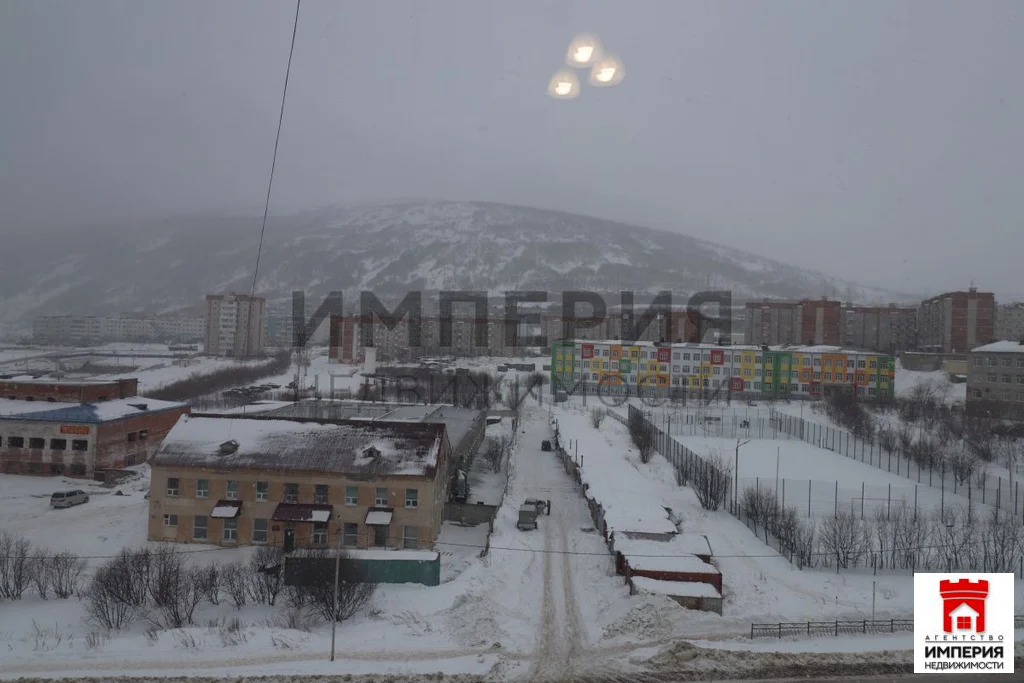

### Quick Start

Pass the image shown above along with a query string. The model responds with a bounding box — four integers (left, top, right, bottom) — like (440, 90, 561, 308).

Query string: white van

(50, 490, 89, 509)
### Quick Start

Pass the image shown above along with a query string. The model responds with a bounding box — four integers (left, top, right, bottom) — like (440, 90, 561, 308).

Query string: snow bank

(632, 577, 721, 599)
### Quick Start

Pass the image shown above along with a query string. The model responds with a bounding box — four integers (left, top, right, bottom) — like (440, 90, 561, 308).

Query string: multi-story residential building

(550, 340, 896, 400)
(966, 341, 1024, 420)
(32, 315, 203, 344)
(204, 294, 265, 358)
(148, 414, 454, 550)
(840, 304, 918, 354)
(0, 379, 188, 476)
(264, 301, 296, 350)
(744, 298, 842, 346)
(917, 288, 995, 353)
(996, 302, 1024, 343)
(329, 314, 519, 363)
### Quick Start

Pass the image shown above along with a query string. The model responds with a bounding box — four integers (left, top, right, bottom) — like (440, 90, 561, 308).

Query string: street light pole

(330, 523, 341, 662)
(735, 439, 750, 511)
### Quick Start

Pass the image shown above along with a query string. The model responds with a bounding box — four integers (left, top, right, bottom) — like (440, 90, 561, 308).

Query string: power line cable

(247, 0, 301, 320)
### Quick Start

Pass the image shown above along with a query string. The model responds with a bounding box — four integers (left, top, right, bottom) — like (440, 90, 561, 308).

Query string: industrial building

(0, 379, 188, 477)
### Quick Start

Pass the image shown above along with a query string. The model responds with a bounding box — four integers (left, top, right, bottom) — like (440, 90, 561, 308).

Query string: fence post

(863, 620, 867, 634)
(750, 624, 754, 639)
(782, 478, 786, 509)
(778, 623, 782, 639)
(834, 480, 839, 517)
(914, 485, 918, 521)
(998, 476, 1002, 510)
(808, 479, 812, 518)
(835, 621, 838, 637)
(861, 482, 865, 520)
(887, 483, 891, 520)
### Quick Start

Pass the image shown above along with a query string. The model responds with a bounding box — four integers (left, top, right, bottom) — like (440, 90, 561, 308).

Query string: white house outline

(949, 601, 980, 633)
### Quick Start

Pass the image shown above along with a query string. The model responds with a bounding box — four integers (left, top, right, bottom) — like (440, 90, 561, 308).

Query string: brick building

(0, 381, 189, 477)
(996, 302, 1024, 343)
(148, 415, 453, 550)
(918, 288, 995, 354)
(744, 298, 843, 346)
(0, 378, 138, 403)
(966, 341, 1024, 420)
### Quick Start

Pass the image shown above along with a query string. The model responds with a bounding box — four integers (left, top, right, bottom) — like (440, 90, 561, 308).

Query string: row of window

(166, 478, 419, 508)
(574, 357, 885, 371)
(0, 437, 88, 451)
(969, 389, 1024, 402)
(973, 374, 1024, 384)
(974, 356, 1024, 367)
(126, 430, 149, 442)
(163, 515, 420, 548)
(560, 348, 892, 368)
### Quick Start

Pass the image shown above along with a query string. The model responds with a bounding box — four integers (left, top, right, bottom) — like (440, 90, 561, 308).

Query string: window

(345, 486, 358, 506)
(223, 518, 238, 541)
(375, 487, 389, 507)
(28, 437, 45, 449)
(1017, 376, 1024, 384)
(139, 429, 148, 440)
(1017, 359, 1024, 368)
(343, 522, 358, 547)
(857, 360, 866, 368)
(956, 616, 972, 630)
(314, 484, 329, 504)
(127, 431, 137, 442)
(824, 359, 832, 367)
(402, 526, 419, 549)
(49, 438, 66, 450)
(193, 516, 207, 540)
(225, 480, 238, 500)
(166, 477, 180, 496)
(255, 481, 268, 501)
(847, 360, 855, 368)
(824, 373, 832, 381)
(311, 522, 328, 546)
(1002, 358, 1013, 367)
(163, 514, 178, 527)
(72, 440, 87, 451)
(253, 518, 267, 543)
(988, 374, 998, 383)
(754, 382, 761, 390)
(1004, 375, 1013, 383)
(405, 488, 418, 508)
(285, 483, 299, 503)
(988, 358, 997, 366)
(196, 478, 209, 498)
(7, 436, 23, 448)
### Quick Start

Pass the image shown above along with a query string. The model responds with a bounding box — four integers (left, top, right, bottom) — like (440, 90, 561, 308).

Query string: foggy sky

(2, 0, 1023, 300)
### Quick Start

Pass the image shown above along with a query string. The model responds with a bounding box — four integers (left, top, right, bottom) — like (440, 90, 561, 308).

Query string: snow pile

(632, 577, 721, 599)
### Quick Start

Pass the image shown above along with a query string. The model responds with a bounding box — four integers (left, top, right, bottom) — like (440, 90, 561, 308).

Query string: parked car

(50, 490, 89, 509)
(517, 503, 539, 530)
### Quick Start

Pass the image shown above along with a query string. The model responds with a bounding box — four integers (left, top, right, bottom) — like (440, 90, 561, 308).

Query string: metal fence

(770, 410, 1024, 524)
(750, 618, 914, 639)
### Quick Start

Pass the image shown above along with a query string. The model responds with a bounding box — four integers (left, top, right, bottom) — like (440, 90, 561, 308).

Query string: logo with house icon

(939, 578, 988, 633)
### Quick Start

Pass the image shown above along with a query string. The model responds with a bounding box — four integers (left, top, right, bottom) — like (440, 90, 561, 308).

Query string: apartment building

(0, 379, 188, 476)
(917, 288, 995, 353)
(32, 315, 204, 344)
(551, 340, 896, 400)
(329, 314, 520, 363)
(204, 294, 266, 358)
(966, 341, 1024, 420)
(148, 414, 453, 550)
(840, 304, 918, 354)
(996, 302, 1024, 343)
(743, 298, 843, 346)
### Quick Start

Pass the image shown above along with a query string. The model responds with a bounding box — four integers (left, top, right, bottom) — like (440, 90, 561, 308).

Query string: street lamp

(589, 56, 624, 87)
(547, 70, 580, 100)
(566, 34, 602, 68)
(734, 438, 750, 511)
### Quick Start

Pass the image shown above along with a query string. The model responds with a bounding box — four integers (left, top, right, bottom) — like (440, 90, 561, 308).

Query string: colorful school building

(550, 340, 895, 400)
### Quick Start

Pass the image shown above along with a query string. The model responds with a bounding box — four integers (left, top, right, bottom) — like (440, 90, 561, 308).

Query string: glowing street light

(589, 56, 624, 87)
(547, 70, 580, 99)
(566, 34, 602, 68)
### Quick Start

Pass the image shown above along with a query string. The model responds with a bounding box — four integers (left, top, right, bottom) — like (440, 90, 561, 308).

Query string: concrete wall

(443, 501, 497, 528)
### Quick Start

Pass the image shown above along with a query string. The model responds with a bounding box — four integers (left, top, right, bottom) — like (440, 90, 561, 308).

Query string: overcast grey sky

(2, 0, 1023, 299)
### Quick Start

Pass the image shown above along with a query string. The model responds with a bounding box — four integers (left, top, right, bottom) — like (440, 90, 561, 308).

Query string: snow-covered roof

(154, 415, 444, 477)
(625, 553, 720, 575)
(0, 397, 188, 423)
(632, 577, 721, 599)
(365, 510, 393, 526)
(614, 534, 713, 559)
(210, 500, 242, 518)
(972, 341, 1024, 353)
(560, 340, 887, 356)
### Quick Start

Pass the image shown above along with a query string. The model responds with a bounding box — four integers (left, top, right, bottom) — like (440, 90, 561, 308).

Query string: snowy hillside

(0, 201, 913, 322)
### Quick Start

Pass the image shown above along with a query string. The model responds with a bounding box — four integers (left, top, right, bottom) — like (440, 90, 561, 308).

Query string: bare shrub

(148, 545, 185, 608)
(150, 567, 204, 629)
(819, 510, 869, 569)
(628, 410, 655, 464)
(49, 551, 86, 599)
(221, 562, 249, 609)
(145, 351, 290, 402)
(85, 630, 109, 651)
(193, 564, 221, 605)
(692, 452, 731, 511)
(249, 546, 284, 606)
(85, 564, 139, 630)
(946, 445, 978, 485)
(483, 436, 507, 473)
(590, 407, 606, 429)
(29, 553, 52, 599)
(218, 616, 247, 647)
(285, 550, 376, 623)
(740, 486, 779, 530)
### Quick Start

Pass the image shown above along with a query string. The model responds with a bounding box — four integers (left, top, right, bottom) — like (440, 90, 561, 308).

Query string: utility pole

(330, 526, 341, 661)
(735, 439, 750, 510)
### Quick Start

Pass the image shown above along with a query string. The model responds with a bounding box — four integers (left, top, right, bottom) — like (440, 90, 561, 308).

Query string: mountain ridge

(0, 200, 915, 323)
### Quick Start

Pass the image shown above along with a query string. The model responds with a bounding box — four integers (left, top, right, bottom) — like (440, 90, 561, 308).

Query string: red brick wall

(0, 378, 138, 402)
(95, 406, 189, 470)
(799, 300, 841, 345)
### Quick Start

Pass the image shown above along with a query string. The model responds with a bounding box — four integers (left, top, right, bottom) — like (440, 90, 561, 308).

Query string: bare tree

(628, 410, 655, 464)
(149, 566, 204, 629)
(193, 564, 221, 605)
(249, 546, 284, 606)
(148, 546, 186, 608)
(29, 552, 52, 599)
(946, 444, 978, 486)
(85, 564, 139, 630)
(590, 407, 606, 429)
(482, 436, 507, 474)
(819, 510, 869, 569)
(692, 452, 731, 511)
(0, 531, 32, 600)
(978, 507, 1024, 573)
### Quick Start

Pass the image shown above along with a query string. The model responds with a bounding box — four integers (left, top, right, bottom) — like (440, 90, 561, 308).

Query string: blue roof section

(0, 398, 188, 424)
